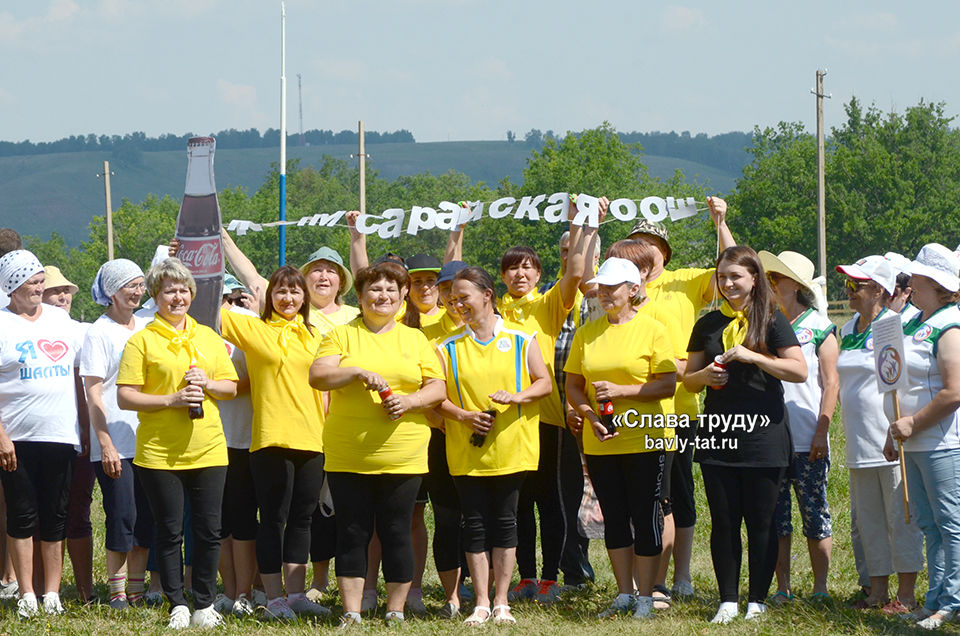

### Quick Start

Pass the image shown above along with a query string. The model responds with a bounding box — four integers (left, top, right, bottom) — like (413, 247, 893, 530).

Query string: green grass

(1, 408, 951, 634)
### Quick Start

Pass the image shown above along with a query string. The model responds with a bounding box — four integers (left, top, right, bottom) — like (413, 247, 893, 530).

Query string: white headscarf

(0, 250, 43, 295)
(92, 258, 144, 306)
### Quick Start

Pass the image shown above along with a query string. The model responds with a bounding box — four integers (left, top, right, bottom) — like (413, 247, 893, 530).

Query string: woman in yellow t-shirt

(436, 266, 552, 625)
(309, 261, 446, 626)
(218, 265, 331, 620)
(564, 257, 677, 620)
(116, 259, 238, 629)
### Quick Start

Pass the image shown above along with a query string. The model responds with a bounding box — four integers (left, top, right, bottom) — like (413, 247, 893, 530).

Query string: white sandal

(464, 605, 491, 625)
(492, 604, 516, 624)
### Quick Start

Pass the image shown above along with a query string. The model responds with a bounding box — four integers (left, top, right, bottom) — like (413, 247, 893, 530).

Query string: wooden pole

(103, 160, 114, 260)
(814, 69, 827, 285)
(358, 120, 366, 215)
(893, 392, 911, 524)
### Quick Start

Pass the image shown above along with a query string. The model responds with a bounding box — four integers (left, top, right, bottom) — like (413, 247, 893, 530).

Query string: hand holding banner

(872, 312, 911, 523)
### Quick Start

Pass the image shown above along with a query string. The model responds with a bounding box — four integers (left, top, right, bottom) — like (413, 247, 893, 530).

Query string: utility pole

(97, 161, 115, 260)
(352, 121, 369, 214)
(811, 69, 831, 283)
(297, 73, 304, 146)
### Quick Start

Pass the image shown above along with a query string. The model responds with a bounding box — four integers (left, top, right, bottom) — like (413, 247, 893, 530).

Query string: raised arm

(444, 222, 465, 264)
(345, 210, 369, 279)
(559, 196, 608, 310)
(220, 228, 268, 307)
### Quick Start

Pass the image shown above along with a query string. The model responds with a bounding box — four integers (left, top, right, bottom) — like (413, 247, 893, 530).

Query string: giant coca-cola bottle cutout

(175, 137, 224, 332)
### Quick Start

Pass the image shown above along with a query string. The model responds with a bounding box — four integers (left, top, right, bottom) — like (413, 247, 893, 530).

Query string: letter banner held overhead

(226, 192, 706, 237)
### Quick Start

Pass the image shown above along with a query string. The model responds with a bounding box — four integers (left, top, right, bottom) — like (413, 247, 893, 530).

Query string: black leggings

(517, 423, 587, 582)
(586, 451, 665, 557)
(310, 471, 336, 563)
(454, 472, 526, 553)
(221, 447, 259, 542)
(328, 472, 421, 582)
(700, 464, 786, 603)
(249, 447, 324, 574)
(136, 465, 226, 609)
(423, 429, 462, 573)
(0, 441, 75, 541)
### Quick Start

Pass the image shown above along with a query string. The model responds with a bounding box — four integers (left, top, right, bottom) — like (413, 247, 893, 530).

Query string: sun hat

(759, 250, 827, 315)
(909, 243, 960, 293)
(836, 255, 896, 295)
(627, 219, 672, 265)
(223, 273, 248, 295)
(300, 247, 353, 294)
(43, 266, 79, 295)
(588, 257, 644, 287)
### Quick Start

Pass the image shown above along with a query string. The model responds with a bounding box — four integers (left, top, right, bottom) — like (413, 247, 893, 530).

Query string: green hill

(0, 141, 741, 245)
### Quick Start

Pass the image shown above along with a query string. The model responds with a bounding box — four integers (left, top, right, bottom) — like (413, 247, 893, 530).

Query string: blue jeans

(905, 449, 960, 612)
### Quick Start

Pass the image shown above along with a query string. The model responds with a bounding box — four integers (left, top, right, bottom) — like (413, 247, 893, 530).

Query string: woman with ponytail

(682, 246, 806, 624)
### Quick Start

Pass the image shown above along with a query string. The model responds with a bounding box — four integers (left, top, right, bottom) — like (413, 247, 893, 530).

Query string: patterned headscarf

(0, 250, 43, 294)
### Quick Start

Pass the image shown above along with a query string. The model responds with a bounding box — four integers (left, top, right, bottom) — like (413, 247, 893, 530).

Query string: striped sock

(127, 576, 145, 603)
(109, 575, 127, 602)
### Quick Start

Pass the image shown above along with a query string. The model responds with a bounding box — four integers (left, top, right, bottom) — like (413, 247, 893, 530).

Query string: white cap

(836, 255, 896, 295)
(588, 257, 644, 287)
(909, 243, 960, 293)
(884, 252, 912, 277)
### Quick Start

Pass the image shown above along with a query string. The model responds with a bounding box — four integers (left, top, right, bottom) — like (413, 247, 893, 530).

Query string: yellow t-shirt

(220, 309, 325, 453)
(316, 320, 444, 474)
(419, 307, 446, 328)
(645, 267, 715, 417)
(309, 303, 360, 337)
(438, 318, 540, 476)
(498, 284, 571, 427)
(118, 322, 238, 470)
(421, 310, 462, 345)
(564, 311, 677, 456)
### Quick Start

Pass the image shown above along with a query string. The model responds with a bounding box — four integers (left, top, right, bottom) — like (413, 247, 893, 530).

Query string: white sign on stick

(872, 313, 909, 393)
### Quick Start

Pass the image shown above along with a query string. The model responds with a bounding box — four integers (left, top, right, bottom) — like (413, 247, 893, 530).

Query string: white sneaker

(191, 605, 224, 628)
(168, 605, 191, 630)
(42, 592, 65, 615)
(232, 594, 254, 616)
(598, 593, 636, 618)
(633, 595, 654, 619)
(711, 602, 739, 624)
(745, 602, 766, 620)
(263, 597, 296, 621)
(339, 611, 362, 628)
(288, 594, 332, 617)
(212, 593, 234, 614)
(918, 610, 953, 630)
(17, 593, 39, 619)
(0, 579, 19, 600)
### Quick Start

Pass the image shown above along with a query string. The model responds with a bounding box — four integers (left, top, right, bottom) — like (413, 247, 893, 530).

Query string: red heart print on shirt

(37, 340, 69, 362)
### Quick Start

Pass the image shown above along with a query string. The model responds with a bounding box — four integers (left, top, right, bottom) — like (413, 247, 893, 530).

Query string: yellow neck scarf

(498, 289, 542, 322)
(147, 314, 202, 363)
(720, 301, 748, 351)
(266, 312, 312, 361)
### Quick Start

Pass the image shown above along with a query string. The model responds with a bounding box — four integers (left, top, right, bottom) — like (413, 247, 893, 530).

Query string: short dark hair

(355, 262, 419, 328)
(0, 229, 22, 257)
(500, 246, 541, 274)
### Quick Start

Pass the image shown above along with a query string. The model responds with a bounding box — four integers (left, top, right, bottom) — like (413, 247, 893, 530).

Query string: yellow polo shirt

(309, 303, 360, 337)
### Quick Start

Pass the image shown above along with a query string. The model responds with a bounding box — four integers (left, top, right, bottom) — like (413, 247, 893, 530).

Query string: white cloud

(312, 57, 369, 82)
(474, 57, 511, 82)
(46, 0, 79, 22)
(217, 79, 258, 109)
(0, 1, 79, 44)
(661, 6, 705, 31)
(0, 12, 25, 41)
(847, 12, 898, 31)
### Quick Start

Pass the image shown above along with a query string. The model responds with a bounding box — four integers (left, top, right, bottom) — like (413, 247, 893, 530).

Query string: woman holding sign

(564, 257, 677, 619)
(835, 255, 922, 613)
(682, 246, 806, 624)
(885, 244, 960, 629)
(436, 266, 552, 625)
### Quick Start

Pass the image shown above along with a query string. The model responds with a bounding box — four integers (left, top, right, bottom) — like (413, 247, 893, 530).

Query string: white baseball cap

(836, 255, 896, 295)
(909, 243, 960, 293)
(884, 252, 912, 277)
(588, 257, 644, 286)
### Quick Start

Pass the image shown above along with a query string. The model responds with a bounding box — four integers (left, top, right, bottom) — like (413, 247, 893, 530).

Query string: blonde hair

(145, 258, 196, 299)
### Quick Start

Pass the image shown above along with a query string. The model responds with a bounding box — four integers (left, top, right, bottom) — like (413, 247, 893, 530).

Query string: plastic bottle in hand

(187, 364, 204, 420)
(711, 355, 728, 390)
(378, 386, 400, 421)
(471, 409, 497, 447)
(598, 400, 615, 435)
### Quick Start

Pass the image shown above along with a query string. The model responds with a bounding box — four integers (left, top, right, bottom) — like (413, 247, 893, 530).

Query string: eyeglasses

(845, 279, 869, 293)
(123, 282, 146, 291)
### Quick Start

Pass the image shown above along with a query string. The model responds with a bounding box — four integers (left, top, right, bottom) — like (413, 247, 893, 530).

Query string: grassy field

(0, 141, 740, 246)
(0, 406, 951, 635)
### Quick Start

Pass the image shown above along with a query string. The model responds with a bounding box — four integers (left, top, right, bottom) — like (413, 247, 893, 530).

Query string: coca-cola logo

(177, 236, 223, 277)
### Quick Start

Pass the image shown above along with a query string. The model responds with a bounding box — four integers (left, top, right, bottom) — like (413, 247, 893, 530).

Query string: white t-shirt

(837, 310, 898, 469)
(219, 306, 256, 449)
(782, 308, 836, 453)
(80, 313, 151, 461)
(0, 304, 83, 444)
(894, 305, 960, 452)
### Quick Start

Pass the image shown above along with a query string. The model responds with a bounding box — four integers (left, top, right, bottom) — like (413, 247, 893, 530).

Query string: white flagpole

(279, 0, 287, 265)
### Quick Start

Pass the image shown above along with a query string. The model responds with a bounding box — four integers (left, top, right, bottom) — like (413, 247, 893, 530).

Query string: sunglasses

(845, 279, 869, 293)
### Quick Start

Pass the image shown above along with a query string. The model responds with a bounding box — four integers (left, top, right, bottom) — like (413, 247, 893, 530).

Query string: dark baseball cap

(437, 260, 469, 284)
(405, 253, 441, 273)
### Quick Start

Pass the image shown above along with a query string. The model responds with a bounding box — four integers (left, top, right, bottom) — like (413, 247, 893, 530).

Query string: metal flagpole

(279, 0, 287, 266)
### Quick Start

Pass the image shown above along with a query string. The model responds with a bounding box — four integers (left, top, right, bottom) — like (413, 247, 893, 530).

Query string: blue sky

(2, 0, 958, 143)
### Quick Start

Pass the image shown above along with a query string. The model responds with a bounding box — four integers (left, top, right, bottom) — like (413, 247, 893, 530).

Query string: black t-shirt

(687, 309, 800, 467)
